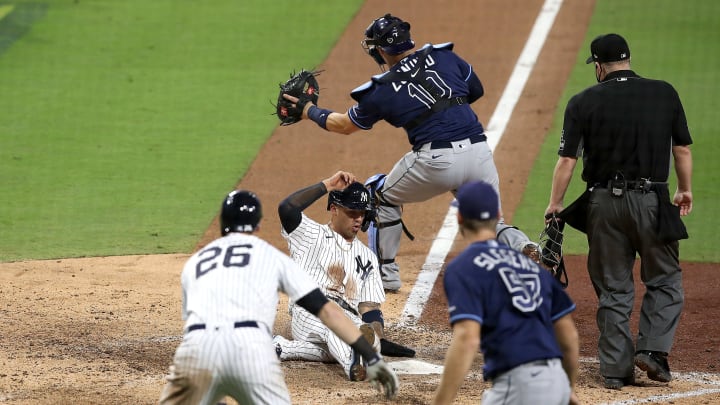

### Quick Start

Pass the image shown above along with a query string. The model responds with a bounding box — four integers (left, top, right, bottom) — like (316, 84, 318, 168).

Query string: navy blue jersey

(443, 240, 576, 380)
(349, 43, 485, 149)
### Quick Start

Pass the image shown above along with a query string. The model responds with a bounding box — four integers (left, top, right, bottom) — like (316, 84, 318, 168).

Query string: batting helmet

(362, 14, 414, 65)
(327, 182, 376, 232)
(327, 182, 373, 211)
(220, 190, 262, 236)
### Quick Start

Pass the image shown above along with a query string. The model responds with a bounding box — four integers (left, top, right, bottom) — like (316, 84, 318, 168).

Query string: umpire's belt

(416, 133, 487, 151)
(326, 295, 359, 317)
(594, 180, 667, 192)
(186, 321, 259, 333)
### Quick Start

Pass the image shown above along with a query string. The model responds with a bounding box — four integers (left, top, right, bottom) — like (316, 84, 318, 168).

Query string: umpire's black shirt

(559, 70, 692, 186)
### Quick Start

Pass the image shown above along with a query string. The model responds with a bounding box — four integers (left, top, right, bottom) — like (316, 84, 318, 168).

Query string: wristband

(350, 335, 380, 364)
(307, 105, 332, 130)
(361, 309, 385, 328)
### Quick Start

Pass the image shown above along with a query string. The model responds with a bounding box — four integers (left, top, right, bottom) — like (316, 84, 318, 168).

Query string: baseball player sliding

(274, 170, 413, 381)
(158, 190, 398, 404)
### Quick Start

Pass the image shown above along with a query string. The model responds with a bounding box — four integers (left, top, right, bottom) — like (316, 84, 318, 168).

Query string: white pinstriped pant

(279, 304, 363, 378)
(159, 324, 289, 405)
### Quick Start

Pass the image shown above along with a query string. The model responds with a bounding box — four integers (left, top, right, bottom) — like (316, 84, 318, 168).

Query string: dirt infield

(1, 0, 719, 404)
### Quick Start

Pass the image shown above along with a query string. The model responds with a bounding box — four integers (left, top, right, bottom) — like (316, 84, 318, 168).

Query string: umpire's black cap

(586, 33, 630, 64)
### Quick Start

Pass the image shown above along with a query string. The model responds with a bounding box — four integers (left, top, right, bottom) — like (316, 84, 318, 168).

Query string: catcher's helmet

(362, 14, 414, 64)
(220, 190, 262, 236)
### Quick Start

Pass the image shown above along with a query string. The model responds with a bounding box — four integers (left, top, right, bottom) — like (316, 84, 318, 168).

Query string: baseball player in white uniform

(273, 171, 414, 381)
(158, 189, 399, 404)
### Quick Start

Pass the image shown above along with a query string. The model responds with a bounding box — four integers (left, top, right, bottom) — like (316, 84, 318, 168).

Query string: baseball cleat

(349, 324, 377, 381)
(349, 352, 367, 381)
(272, 335, 284, 360)
(635, 351, 672, 382)
(603, 375, 634, 390)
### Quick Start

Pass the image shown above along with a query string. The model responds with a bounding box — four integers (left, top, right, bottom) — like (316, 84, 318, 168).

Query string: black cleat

(635, 351, 672, 382)
(603, 375, 635, 390)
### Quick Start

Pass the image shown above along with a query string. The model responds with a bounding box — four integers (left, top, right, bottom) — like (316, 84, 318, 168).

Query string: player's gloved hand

(366, 355, 399, 399)
(275, 69, 321, 126)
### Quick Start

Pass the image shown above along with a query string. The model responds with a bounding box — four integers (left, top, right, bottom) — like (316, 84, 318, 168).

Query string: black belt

(415, 133, 486, 151)
(404, 96, 468, 131)
(326, 295, 359, 317)
(187, 321, 259, 333)
(593, 180, 667, 192)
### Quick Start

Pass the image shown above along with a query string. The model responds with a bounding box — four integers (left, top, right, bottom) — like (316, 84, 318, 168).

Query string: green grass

(3, 0, 719, 263)
(513, 0, 720, 262)
(0, 0, 363, 261)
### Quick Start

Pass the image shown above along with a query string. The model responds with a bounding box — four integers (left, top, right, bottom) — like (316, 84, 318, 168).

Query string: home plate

(390, 359, 444, 375)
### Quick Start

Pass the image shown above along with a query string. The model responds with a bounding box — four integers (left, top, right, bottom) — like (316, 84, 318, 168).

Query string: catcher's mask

(220, 190, 262, 236)
(327, 182, 376, 232)
(361, 13, 415, 65)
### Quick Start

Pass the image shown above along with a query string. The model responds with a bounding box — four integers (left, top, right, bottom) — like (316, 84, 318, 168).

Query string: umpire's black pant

(586, 188, 683, 378)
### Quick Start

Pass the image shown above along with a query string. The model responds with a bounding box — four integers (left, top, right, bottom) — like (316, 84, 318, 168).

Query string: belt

(326, 295, 359, 317)
(593, 180, 667, 192)
(418, 133, 486, 151)
(186, 321, 259, 333)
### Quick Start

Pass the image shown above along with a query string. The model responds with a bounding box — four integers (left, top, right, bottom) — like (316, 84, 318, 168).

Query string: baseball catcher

(539, 213, 568, 288)
(275, 69, 321, 125)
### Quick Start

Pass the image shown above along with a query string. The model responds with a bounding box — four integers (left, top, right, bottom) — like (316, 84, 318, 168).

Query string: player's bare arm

(358, 301, 381, 314)
(672, 144, 693, 215)
(546, 156, 578, 216)
(554, 314, 580, 401)
(432, 320, 481, 405)
(282, 93, 361, 135)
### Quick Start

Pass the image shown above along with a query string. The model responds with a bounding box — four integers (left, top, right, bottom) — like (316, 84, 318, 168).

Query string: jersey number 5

(499, 267, 543, 312)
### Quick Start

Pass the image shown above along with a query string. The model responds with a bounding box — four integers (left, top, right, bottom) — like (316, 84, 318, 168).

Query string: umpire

(545, 33, 693, 390)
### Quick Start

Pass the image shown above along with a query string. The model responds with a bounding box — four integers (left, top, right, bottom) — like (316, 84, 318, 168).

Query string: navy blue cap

(586, 33, 630, 64)
(453, 181, 499, 220)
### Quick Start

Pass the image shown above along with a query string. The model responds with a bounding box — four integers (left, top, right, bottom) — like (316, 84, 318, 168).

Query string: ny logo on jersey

(355, 256, 373, 280)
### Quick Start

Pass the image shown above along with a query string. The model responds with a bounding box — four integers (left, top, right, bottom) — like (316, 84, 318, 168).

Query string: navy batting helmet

(327, 182, 373, 211)
(327, 182, 376, 232)
(220, 190, 262, 235)
(362, 14, 414, 65)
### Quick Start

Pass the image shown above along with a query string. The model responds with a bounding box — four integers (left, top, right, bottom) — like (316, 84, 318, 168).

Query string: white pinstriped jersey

(281, 213, 385, 310)
(181, 232, 319, 331)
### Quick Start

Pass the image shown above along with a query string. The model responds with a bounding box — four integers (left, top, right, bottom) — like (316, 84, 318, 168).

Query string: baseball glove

(275, 69, 321, 126)
(539, 213, 568, 288)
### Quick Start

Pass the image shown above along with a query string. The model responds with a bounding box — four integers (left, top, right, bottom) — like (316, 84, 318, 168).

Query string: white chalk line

(398, 0, 564, 326)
